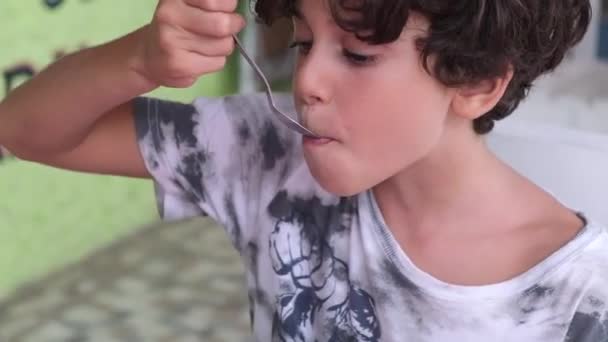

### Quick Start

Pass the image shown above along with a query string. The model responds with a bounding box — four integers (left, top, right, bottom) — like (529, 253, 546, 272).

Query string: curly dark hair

(253, 0, 591, 134)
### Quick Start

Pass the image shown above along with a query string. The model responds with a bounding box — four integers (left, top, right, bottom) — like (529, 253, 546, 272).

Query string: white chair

(487, 118, 608, 224)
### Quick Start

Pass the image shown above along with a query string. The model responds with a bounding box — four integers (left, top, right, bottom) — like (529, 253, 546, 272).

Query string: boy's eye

(289, 41, 312, 55)
(342, 49, 376, 66)
(288, 41, 377, 66)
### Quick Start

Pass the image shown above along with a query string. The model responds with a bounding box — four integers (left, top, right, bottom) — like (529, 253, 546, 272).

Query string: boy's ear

(450, 70, 514, 120)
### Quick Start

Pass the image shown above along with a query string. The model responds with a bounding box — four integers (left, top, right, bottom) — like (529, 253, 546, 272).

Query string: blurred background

(0, 0, 606, 341)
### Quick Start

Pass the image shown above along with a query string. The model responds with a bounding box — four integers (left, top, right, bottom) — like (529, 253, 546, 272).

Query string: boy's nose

(293, 52, 332, 106)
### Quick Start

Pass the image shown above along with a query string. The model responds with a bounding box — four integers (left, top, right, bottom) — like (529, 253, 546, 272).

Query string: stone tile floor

(0, 218, 251, 342)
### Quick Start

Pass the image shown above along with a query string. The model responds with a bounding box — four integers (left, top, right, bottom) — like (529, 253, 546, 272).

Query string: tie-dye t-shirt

(133, 93, 608, 342)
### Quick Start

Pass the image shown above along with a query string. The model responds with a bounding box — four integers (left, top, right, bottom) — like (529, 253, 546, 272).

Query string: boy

(1, 0, 607, 340)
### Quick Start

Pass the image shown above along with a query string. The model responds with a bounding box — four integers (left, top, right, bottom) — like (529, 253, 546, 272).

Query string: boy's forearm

(0, 25, 157, 155)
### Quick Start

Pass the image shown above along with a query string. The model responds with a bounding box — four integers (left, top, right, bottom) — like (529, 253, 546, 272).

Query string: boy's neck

(371, 122, 582, 238)
(372, 131, 510, 236)
(371, 129, 585, 286)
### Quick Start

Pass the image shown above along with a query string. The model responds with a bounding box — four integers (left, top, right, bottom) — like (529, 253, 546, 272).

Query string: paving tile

(62, 303, 112, 327)
(21, 321, 75, 342)
(0, 314, 39, 341)
(0, 219, 251, 341)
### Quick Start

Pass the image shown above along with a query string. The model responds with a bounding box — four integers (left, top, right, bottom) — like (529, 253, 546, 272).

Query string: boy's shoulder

(133, 91, 313, 227)
(191, 92, 295, 119)
(575, 219, 608, 270)
(578, 218, 608, 259)
(565, 219, 608, 301)
(564, 220, 608, 341)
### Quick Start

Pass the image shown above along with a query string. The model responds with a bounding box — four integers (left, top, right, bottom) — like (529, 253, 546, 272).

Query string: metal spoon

(233, 35, 320, 138)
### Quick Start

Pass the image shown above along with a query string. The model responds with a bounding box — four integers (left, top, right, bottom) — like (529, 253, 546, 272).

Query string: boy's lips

(304, 129, 336, 141)
(303, 135, 334, 146)
(301, 125, 338, 144)
(298, 113, 338, 140)
(300, 122, 334, 140)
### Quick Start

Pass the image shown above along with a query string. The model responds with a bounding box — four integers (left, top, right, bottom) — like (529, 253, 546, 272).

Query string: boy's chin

(313, 174, 371, 197)
(304, 154, 378, 196)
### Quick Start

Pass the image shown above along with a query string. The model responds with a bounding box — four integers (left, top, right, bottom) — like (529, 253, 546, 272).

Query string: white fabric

(134, 93, 608, 342)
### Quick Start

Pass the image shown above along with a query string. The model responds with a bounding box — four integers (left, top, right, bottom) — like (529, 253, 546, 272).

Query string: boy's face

(293, 0, 455, 196)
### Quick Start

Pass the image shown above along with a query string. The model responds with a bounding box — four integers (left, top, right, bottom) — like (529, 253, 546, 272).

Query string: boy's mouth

(298, 113, 336, 142)
(303, 135, 334, 146)
(301, 124, 338, 144)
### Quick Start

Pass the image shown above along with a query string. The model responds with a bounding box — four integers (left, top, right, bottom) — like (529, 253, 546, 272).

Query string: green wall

(0, 0, 237, 299)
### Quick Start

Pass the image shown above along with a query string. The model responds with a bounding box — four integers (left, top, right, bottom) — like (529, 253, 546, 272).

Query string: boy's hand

(135, 0, 245, 88)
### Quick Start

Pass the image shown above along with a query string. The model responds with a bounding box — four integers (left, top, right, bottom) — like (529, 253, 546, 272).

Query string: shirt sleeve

(132, 93, 302, 250)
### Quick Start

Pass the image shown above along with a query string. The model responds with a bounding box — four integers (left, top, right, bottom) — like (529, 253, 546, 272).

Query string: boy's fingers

(184, 0, 239, 13)
(162, 51, 227, 82)
(181, 9, 245, 37)
(184, 36, 235, 57)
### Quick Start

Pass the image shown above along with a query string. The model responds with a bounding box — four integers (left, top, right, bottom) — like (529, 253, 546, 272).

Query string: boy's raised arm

(0, 0, 244, 177)
(0, 27, 155, 177)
